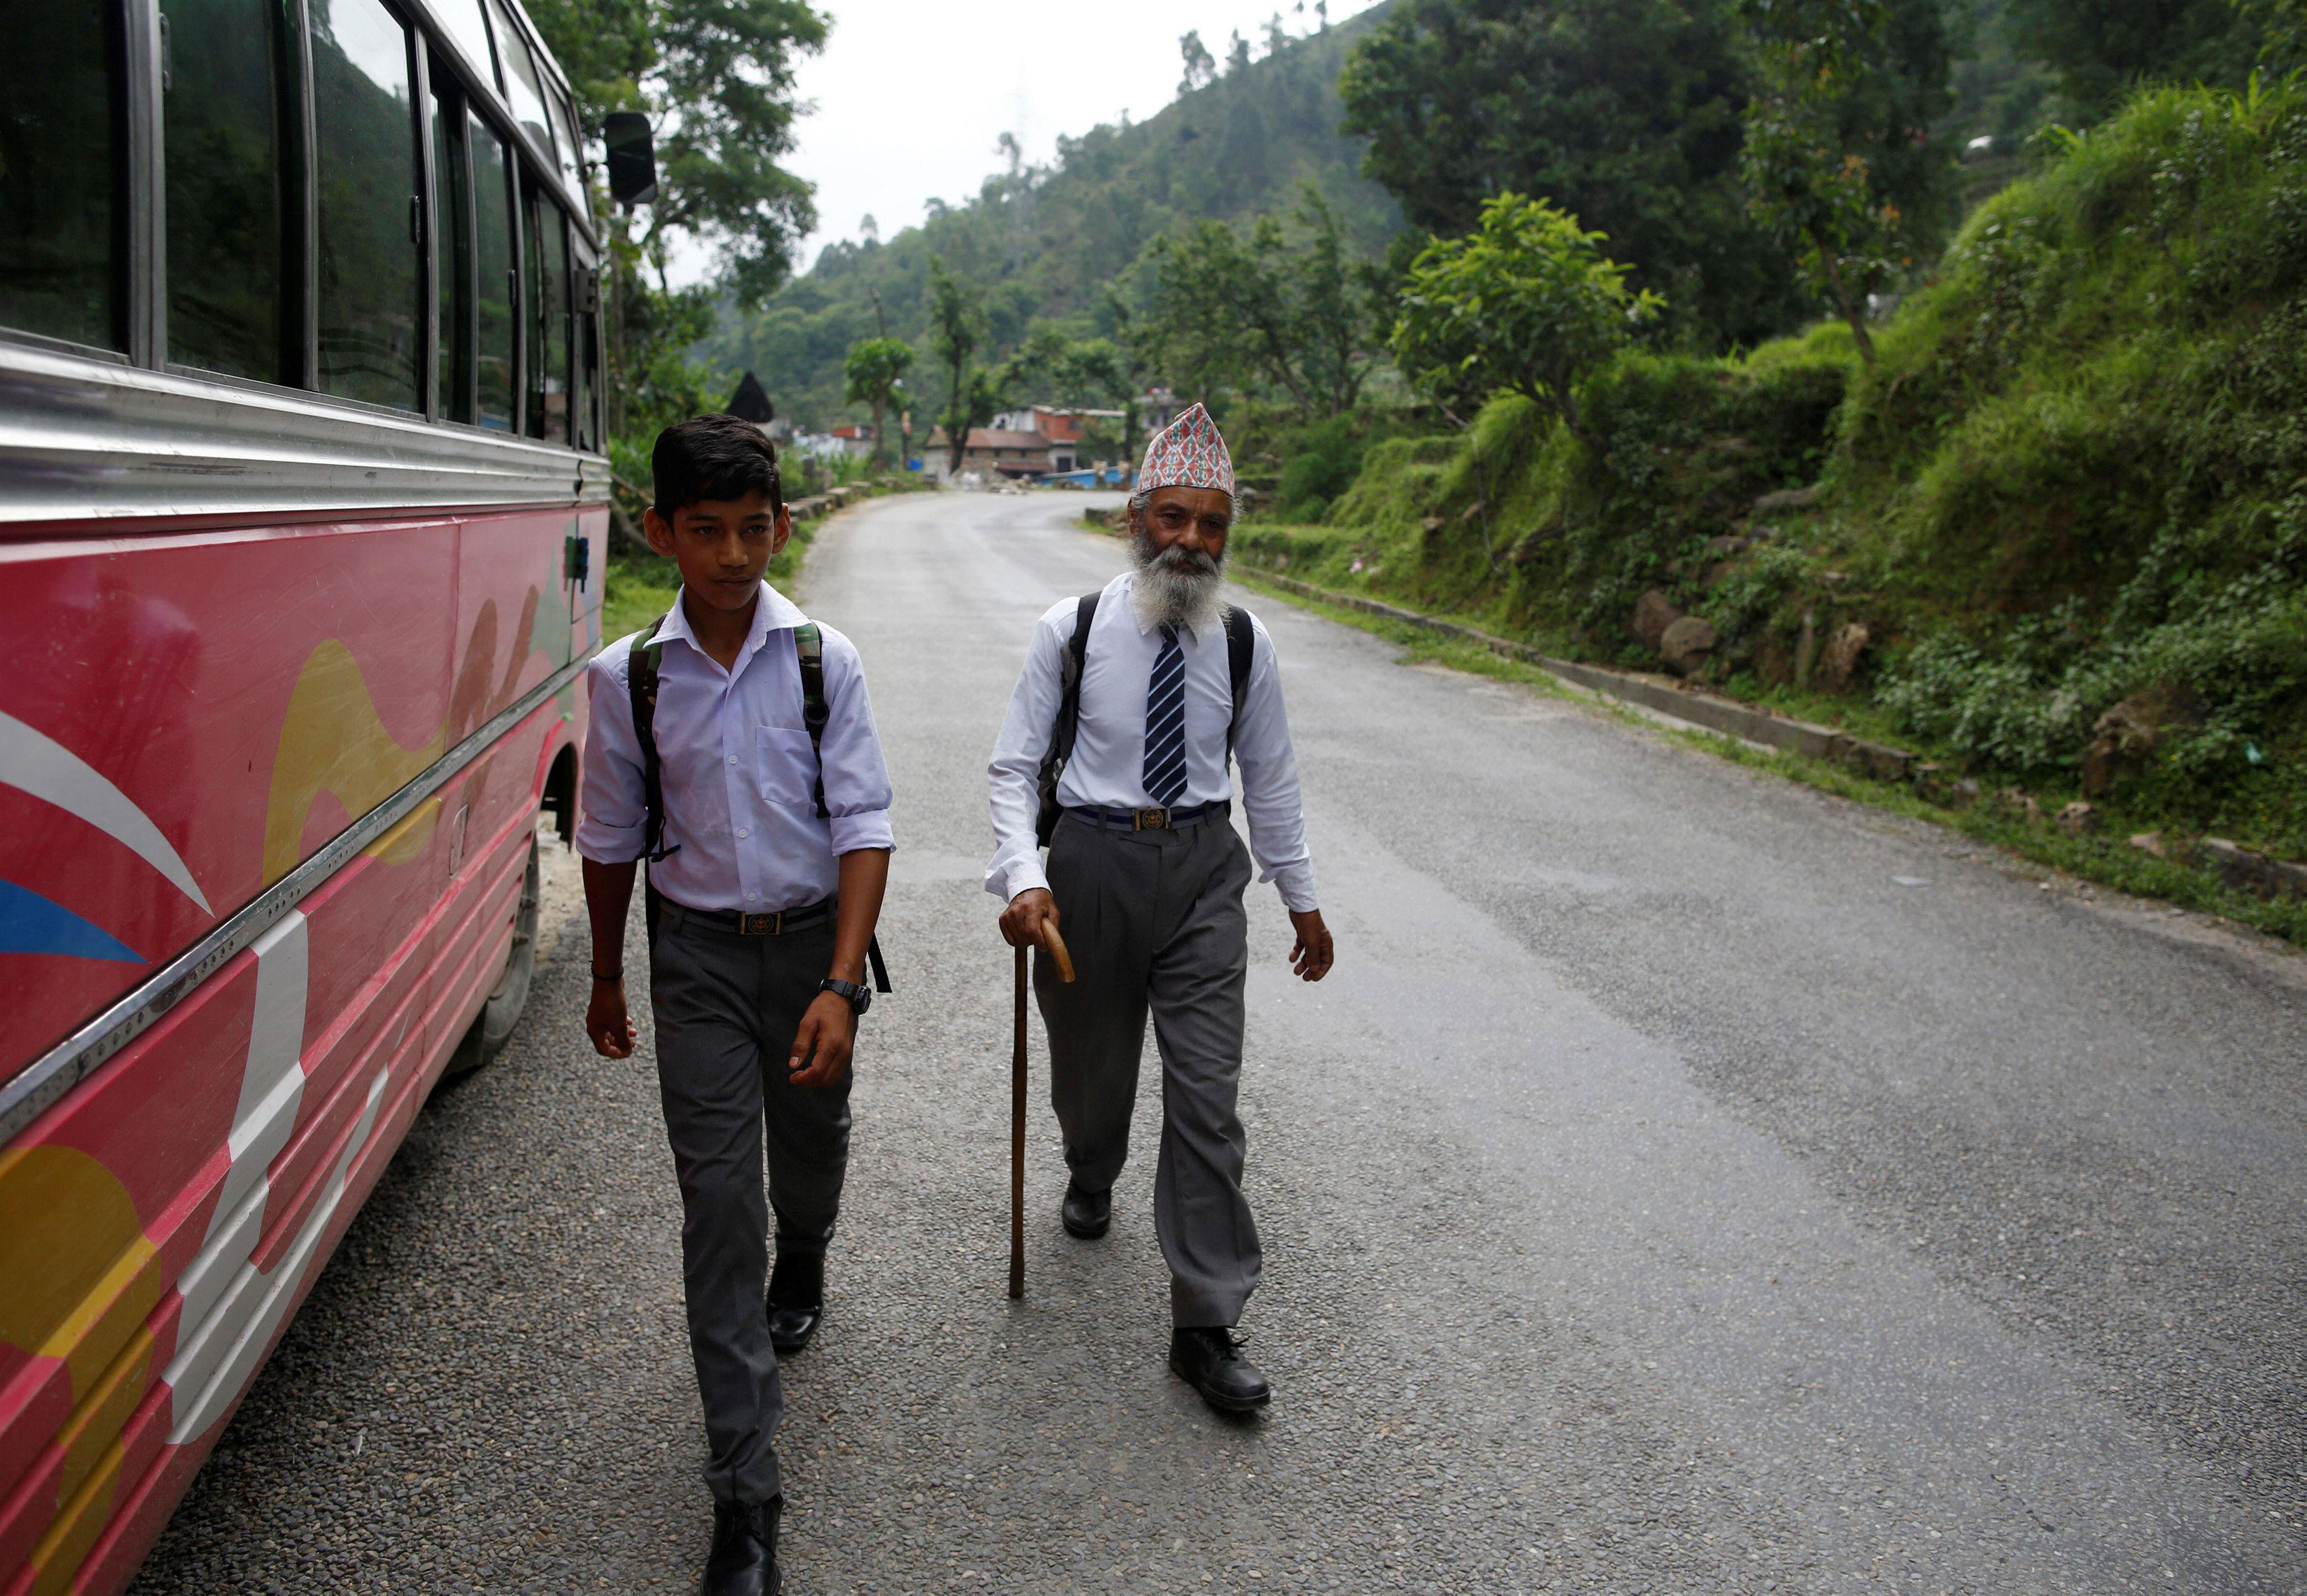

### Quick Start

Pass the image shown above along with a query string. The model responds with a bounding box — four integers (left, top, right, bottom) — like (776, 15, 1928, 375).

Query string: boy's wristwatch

(819, 977, 871, 1016)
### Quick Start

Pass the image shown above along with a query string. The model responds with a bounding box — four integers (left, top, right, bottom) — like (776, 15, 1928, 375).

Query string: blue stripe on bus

(0, 878, 144, 962)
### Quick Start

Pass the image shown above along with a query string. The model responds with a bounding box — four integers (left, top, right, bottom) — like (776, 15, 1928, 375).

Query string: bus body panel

(0, 501, 602, 1596)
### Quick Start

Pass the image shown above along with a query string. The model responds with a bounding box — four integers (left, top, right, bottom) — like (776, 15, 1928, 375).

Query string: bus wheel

(446, 836, 541, 1077)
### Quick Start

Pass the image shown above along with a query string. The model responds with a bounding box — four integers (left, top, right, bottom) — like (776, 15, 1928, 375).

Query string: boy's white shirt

(576, 581, 895, 913)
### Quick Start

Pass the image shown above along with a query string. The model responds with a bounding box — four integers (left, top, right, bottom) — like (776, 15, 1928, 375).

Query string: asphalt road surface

(135, 491, 2307, 1595)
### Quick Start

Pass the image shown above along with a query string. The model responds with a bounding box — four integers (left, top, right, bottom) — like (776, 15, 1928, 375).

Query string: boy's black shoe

(1061, 1180, 1111, 1239)
(704, 1496, 780, 1596)
(1169, 1327, 1271, 1414)
(767, 1252, 824, 1357)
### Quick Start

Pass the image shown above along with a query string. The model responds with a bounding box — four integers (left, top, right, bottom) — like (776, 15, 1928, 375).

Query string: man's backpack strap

(1034, 590, 1103, 846)
(1223, 605, 1253, 764)
(794, 621, 892, 993)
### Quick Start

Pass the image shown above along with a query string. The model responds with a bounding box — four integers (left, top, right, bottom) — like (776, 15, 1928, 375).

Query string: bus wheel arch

(540, 743, 579, 849)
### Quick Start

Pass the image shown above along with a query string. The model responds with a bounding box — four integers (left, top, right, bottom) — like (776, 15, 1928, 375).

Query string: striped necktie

(1142, 624, 1189, 807)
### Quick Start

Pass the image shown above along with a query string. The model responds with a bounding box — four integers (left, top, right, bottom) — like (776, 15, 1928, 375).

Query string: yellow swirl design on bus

(261, 585, 556, 887)
(261, 640, 446, 887)
(0, 1144, 164, 1596)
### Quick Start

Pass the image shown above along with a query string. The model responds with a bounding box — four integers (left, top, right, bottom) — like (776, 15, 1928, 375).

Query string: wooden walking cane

(1011, 925, 1074, 1298)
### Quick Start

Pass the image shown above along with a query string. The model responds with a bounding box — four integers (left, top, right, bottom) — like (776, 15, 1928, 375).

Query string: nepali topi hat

(1136, 401, 1235, 498)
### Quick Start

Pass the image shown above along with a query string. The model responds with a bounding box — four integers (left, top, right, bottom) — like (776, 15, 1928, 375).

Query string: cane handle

(1041, 923, 1076, 984)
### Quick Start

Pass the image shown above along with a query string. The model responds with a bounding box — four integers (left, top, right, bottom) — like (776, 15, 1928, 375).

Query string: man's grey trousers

(649, 900, 850, 1507)
(1034, 812, 1262, 1328)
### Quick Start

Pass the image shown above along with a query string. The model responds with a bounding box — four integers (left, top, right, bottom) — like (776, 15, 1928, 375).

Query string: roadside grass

(1229, 566, 2307, 948)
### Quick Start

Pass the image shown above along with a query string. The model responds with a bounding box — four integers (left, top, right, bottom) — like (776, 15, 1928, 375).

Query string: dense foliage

(1391, 194, 1664, 439)
(1237, 81, 2307, 857)
(1338, 0, 1957, 349)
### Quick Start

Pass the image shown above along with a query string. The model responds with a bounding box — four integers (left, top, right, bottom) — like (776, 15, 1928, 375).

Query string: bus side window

(471, 116, 516, 429)
(430, 81, 471, 422)
(525, 186, 568, 444)
(0, 5, 126, 350)
(486, 0, 556, 165)
(163, 0, 293, 382)
(310, 0, 421, 411)
(572, 254, 598, 453)
(429, 0, 498, 98)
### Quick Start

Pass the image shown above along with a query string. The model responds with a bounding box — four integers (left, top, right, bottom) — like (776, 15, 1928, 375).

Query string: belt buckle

(1133, 807, 1168, 831)
(739, 911, 782, 936)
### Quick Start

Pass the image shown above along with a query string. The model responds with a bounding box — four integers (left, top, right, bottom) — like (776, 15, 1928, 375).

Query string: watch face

(852, 987, 872, 1017)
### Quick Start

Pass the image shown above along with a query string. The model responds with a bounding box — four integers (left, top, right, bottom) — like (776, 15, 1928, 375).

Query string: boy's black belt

(650, 892, 893, 992)
(1064, 798, 1231, 833)
(657, 894, 836, 937)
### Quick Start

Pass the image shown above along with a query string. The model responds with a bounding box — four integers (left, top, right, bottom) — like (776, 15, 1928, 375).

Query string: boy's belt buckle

(738, 910, 782, 936)
(1132, 807, 1169, 831)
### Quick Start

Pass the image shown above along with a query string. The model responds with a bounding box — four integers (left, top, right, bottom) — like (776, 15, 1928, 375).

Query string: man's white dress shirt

(986, 570, 1317, 912)
(577, 581, 895, 913)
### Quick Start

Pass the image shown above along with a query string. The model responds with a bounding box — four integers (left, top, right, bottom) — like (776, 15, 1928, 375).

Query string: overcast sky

(762, 0, 1384, 272)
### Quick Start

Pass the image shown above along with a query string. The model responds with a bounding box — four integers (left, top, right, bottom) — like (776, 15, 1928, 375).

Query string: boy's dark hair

(651, 413, 784, 520)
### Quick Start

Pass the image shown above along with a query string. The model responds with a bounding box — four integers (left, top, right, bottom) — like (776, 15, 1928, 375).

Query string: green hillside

(703, 10, 1403, 429)
(1238, 80, 2307, 876)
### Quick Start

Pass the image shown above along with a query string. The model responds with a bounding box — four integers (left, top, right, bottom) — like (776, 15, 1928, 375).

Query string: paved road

(136, 491, 2307, 1594)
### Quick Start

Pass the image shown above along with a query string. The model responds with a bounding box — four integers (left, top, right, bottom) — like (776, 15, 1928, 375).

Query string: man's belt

(658, 894, 836, 936)
(1063, 799, 1232, 833)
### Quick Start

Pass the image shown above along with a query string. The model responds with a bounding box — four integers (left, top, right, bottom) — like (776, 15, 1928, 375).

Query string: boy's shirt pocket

(755, 724, 821, 811)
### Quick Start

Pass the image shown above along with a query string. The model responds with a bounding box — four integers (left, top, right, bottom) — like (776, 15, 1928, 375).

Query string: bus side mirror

(604, 113, 658, 209)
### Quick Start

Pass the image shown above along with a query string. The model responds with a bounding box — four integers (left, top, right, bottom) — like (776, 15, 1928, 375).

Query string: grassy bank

(1228, 563, 2307, 946)
(1232, 80, 2307, 928)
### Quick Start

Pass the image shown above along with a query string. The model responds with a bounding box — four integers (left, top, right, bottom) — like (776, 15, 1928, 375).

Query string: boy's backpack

(629, 613, 890, 990)
(1033, 594, 1254, 846)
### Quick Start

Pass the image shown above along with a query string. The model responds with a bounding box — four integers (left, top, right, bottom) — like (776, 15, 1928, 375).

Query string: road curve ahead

(136, 490, 2306, 1595)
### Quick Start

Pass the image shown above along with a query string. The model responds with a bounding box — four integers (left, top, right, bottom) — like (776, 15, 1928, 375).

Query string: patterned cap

(1136, 402, 1235, 497)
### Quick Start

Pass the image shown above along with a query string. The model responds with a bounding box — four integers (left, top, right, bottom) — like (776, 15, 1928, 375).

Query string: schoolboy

(577, 413, 894, 1596)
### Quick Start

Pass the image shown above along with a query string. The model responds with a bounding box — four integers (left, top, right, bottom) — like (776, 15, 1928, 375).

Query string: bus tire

(445, 834, 541, 1078)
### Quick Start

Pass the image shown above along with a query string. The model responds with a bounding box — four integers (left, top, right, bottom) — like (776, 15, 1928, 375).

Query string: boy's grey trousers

(1033, 812, 1263, 1329)
(649, 899, 850, 1508)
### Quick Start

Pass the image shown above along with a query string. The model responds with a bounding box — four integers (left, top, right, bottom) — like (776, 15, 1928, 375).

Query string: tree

(1339, 0, 1954, 350)
(2004, 0, 2256, 117)
(2236, 0, 2307, 72)
(1179, 30, 1217, 96)
(526, 0, 827, 465)
(1137, 187, 1383, 414)
(842, 337, 914, 466)
(1739, 0, 1916, 364)
(1391, 193, 1664, 445)
(926, 256, 1010, 476)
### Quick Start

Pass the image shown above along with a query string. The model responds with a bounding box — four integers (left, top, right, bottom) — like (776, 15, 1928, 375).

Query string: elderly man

(985, 403, 1335, 1413)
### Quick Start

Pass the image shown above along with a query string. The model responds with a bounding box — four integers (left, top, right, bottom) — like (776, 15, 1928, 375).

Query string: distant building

(827, 423, 877, 458)
(923, 426, 1057, 481)
(990, 405, 1124, 459)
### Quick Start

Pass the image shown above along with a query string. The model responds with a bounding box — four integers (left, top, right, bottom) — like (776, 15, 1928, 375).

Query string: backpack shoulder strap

(1223, 604, 1254, 761)
(794, 621, 830, 820)
(790, 619, 891, 992)
(1063, 589, 1101, 731)
(628, 615, 680, 864)
(1034, 590, 1103, 847)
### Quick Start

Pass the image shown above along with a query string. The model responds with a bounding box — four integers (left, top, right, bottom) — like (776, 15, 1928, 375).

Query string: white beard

(1130, 527, 1229, 635)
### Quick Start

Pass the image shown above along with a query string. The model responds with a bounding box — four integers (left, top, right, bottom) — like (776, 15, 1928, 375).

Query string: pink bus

(0, 1, 622, 1588)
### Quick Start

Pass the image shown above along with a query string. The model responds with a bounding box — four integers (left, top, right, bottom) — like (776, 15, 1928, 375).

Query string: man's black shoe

(1169, 1327, 1271, 1414)
(703, 1496, 780, 1596)
(1061, 1180, 1111, 1239)
(767, 1252, 824, 1357)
